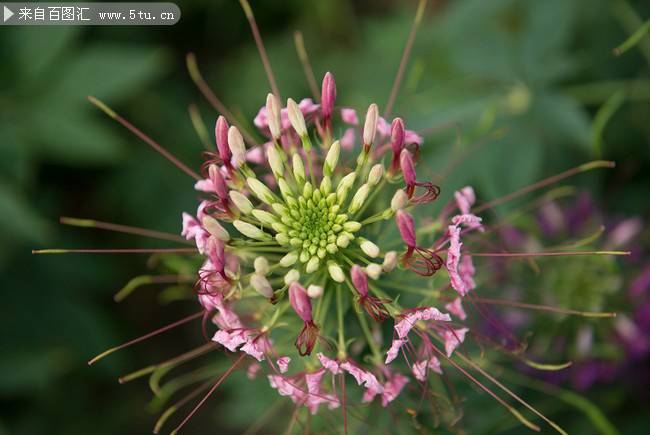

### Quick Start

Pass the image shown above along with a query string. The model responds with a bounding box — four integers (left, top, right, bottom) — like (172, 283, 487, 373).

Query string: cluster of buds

(177, 71, 497, 415)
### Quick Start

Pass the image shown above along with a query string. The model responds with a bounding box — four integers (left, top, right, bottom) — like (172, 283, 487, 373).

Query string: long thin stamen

(186, 53, 258, 146)
(384, 0, 428, 118)
(88, 311, 204, 365)
(60, 216, 191, 244)
(472, 297, 616, 318)
(456, 351, 568, 435)
(474, 160, 615, 213)
(114, 274, 194, 302)
(118, 342, 216, 384)
(293, 31, 320, 100)
(239, 0, 281, 101)
(33, 248, 197, 255)
(429, 345, 541, 432)
(465, 250, 630, 258)
(188, 103, 212, 150)
(170, 353, 246, 435)
(87, 96, 201, 181)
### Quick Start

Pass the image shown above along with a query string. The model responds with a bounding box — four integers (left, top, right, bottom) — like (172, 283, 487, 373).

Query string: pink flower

(212, 329, 248, 352)
(459, 255, 477, 292)
(181, 212, 210, 253)
(442, 327, 469, 357)
(394, 307, 451, 339)
(341, 108, 358, 125)
(363, 372, 409, 407)
(277, 356, 291, 373)
(451, 213, 483, 230)
(339, 361, 383, 393)
(446, 225, 467, 297)
(268, 374, 300, 398)
(454, 186, 476, 214)
(381, 373, 409, 406)
(413, 357, 443, 381)
(404, 129, 423, 145)
(445, 297, 467, 321)
(390, 118, 405, 173)
(317, 353, 341, 375)
(240, 336, 270, 361)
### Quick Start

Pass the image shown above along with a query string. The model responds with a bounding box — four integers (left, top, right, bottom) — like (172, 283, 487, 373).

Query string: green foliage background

(1, 0, 648, 433)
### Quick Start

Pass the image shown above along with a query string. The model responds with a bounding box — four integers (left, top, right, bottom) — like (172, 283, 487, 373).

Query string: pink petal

(442, 327, 469, 357)
(412, 359, 428, 382)
(459, 255, 477, 292)
(381, 373, 409, 407)
(404, 129, 423, 145)
(445, 297, 467, 321)
(385, 338, 407, 364)
(247, 362, 261, 379)
(317, 353, 340, 375)
(277, 357, 291, 374)
(446, 225, 467, 297)
(341, 108, 359, 125)
(428, 356, 442, 374)
(340, 128, 356, 150)
(212, 329, 247, 352)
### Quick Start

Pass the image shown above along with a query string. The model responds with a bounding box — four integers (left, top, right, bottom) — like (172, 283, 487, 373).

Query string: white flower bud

(367, 164, 384, 187)
(306, 256, 320, 273)
(391, 189, 408, 211)
(292, 154, 306, 185)
(250, 274, 273, 298)
(278, 178, 293, 199)
(254, 256, 269, 275)
(280, 251, 299, 267)
(284, 269, 300, 286)
(320, 176, 332, 195)
(201, 216, 230, 241)
(267, 146, 284, 178)
(266, 93, 281, 139)
(233, 220, 271, 241)
(363, 103, 378, 146)
(252, 209, 277, 226)
(229, 191, 254, 215)
(336, 234, 350, 248)
(287, 98, 307, 137)
(227, 126, 246, 167)
(276, 233, 290, 245)
(359, 238, 380, 258)
(247, 177, 275, 204)
(327, 261, 345, 283)
(307, 285, 324, 298)
(348, 183, 369, 214)
(343, 221, 361, 232)
(366, 263, 382, 280)
(336, 172, 356, 203)
(324, 140, 340, 176)
(382, 251, 398, 272)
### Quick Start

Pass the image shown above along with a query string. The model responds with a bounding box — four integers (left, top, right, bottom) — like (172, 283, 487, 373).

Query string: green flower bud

(280, 251, 299, 267)
(367, 164, 384, 187)
(343, 221, 362, 232)
(233, 220, 271, 241)
(284, 269, 300, 285)
(267, 146, 284, 178)
(327, 261, 345, 283)
(247, 177, 276, 204)
(382, 250, 398, 272)
(254, 256, 270, 275)
(252, 209, 277, 226)
(229, 191, 253, 215)
(348, 183, 369, 214)
(250, 274, 273, 298)
(324, 140, 340, 176)
(306, 256, 320, 273)
(293, 154, 306, 185)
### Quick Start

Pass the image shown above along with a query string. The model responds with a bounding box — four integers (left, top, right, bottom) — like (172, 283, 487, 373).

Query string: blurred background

(1, 0, 649, 433)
